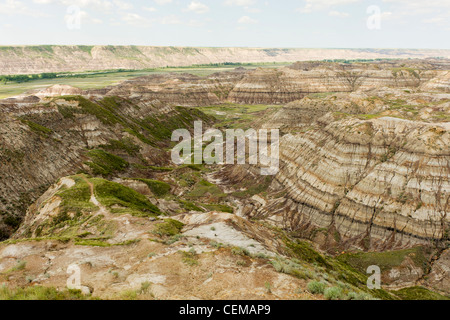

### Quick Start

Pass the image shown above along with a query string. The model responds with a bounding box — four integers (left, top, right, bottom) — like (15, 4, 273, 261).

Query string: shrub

(154, 219, 184, 237)
(307, 281, 326, 295)
(180, 248, 199, 266)
(324, 287, 343, 300)
(231, 247, 250, 256)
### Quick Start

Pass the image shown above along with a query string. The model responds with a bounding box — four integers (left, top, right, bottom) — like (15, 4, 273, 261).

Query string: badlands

(0, 58, 448, 300)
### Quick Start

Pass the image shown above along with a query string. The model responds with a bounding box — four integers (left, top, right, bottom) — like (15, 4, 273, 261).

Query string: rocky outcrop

(34, 85, 83, 98)
(84, 63, 449, 106)
(425, 249, 450, 293)
(4, 61, 450, 108)
(421, 71, 450, 92)
(103, 70, 248, 107)
(243, 106, 450, 251)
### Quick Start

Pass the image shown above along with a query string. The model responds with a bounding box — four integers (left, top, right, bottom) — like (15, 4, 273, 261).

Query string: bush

(307, 281, 326, 295)
(180, 248, 199, 266)
(231, 247, 250, 256)
(154, 219, 184, 237)
(324, 287, 343, 300)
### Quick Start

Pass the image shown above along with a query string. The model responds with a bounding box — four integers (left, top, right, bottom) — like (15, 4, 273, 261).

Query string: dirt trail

(78, 175, 139, 243)
(79, 175, 108, 214)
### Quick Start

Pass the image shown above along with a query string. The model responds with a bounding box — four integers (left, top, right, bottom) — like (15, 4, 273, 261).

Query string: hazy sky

(0, 0, 449, 48)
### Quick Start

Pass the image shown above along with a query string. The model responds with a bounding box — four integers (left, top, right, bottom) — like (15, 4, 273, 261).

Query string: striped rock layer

(254, 114, 449, 250)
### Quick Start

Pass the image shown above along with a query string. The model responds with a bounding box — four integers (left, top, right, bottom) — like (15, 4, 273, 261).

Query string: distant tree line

(0, 69, 134, 84)
(323, 58, 392, 64)
(0, 73, 57, 84)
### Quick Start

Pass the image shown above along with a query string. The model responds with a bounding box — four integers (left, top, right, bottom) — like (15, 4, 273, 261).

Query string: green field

(198, 104, 283, 129)
(0, 62, 291, 99)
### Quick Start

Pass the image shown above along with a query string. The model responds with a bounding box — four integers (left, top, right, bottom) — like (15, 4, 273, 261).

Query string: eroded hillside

(0, 61, 449, 299)
(1, 46, 450, 75)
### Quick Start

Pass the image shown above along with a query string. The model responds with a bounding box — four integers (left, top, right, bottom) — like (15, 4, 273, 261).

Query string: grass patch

(231, 246, 250, 256)
(59, 96, 122, 126)
(0, 286, 92, 300)
(153, 219, 184, 237)
(231, 176, 272, 198)
(337, 247, 430, 274)
(324, 286, 344, 300)
(92, 178, 161, 217)
(133, 179, 171, 197)
(179, 200, 204, 212)
(307, 281, 326, 294)
(54, 176, 97, 227)
(20, 119, 53, 138)
(393, 286, 449, 300)
(180, 248, 199, 266)
(186, 179, 226, 200)
(85, 149, 129, 176)
(101, 138, 141, 156)
(203, 203, 234, 213)
(74, 238, 140, 247)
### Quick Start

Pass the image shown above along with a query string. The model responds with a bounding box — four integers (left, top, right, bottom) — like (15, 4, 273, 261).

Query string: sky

(0, 0, 449, 48)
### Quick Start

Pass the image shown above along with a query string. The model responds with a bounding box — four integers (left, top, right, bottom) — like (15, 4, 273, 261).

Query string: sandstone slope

(2, 46, 450, 75)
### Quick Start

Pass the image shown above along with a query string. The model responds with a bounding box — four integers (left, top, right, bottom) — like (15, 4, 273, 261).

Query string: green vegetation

(20, 119, 53, 138)
(138, 106, 213, 141)
(0, 62, 290, 99)
(133, 179, 171, 197)
(56, 176, 97, 218)
(203, 203, 234, 213)
(179, 200, 204, 212)
(337, 247, 430, 274)
(307, 281, 326, 294)
(101, 138, 141, 156)
(323, 58, 393, 64)
(231, 246, 250, 256)
(92, 178, 161, 217)
(324, 286, 344, 300)
(274, 235, 393, 300)
(0, 286, 92, 300)
(153, 219, 184, 237)
(392, 286, 449, 300)
(186, 179, 226, 200)
(60, 96, 123, 126)
(198, 104, 283, 130)
(265, 282, 272, 293)
(0, 72, 58, 84)
(285, 239, 331, 268)
(231, 176, 273, 198)
(55, 97, 212, 151)
(74, 238, 140, 247)
(180, 248, 199, 266)
(85, 150, 129, 176)
(3, 260, 27, 274)
(270, 257, 314, 280)
(392, 67, 420, 79)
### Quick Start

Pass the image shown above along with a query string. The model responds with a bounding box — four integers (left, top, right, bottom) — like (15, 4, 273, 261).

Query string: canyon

(0, 58, 449, 300)
(1, 46, 450, 75)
